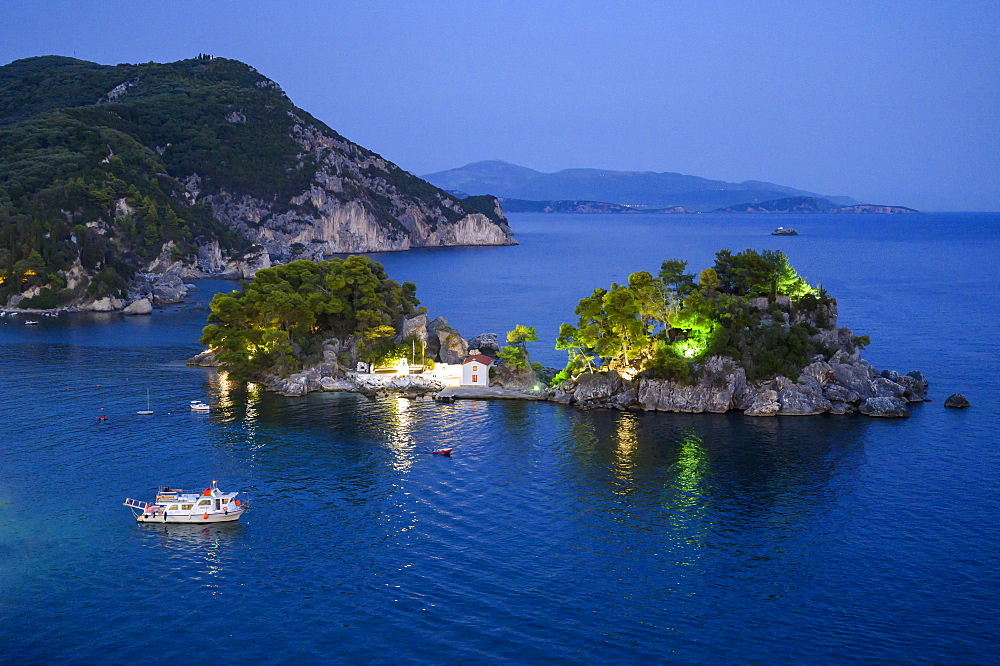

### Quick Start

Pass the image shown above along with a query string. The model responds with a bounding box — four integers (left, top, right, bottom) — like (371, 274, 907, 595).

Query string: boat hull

(136, 511, 244, 523)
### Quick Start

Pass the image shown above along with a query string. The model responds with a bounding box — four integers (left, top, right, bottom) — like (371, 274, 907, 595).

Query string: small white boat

(190, 400, 210, 412)
(25, 320, 38, 325)
(124, 481, 245, 523)
(137, 388, 153, 415)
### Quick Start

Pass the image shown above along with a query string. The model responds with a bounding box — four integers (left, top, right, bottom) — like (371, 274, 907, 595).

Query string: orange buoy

(235, 500, 241, 506)
(203, 514, 209, 519)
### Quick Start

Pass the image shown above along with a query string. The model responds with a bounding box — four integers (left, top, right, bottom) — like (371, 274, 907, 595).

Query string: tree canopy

(556, 249, 834, 382)
(201, 256, 419, 378)
(497, 324, 538, 370)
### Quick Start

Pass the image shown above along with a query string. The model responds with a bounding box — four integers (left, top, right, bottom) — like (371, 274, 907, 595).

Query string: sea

(0, 212, 997, 663)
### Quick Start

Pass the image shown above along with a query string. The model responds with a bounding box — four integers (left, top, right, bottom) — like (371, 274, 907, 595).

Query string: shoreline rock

(944, 393, 970, 409)
(539, 352, 925, 419)
(208, 348, 927, 421)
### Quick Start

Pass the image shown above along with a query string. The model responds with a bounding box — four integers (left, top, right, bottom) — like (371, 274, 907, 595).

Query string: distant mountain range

(424, 160, 860, 212)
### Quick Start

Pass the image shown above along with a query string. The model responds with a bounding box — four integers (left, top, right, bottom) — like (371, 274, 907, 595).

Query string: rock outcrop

(143, 240, 271, 280)
(395, 314, 428, 344)
(545, 352, 926, 419)
(467, 333, 501, 355)
(87, 296, 123, 312)
(432, 326, 468, 365)
(186, 350, 219, 367)
(944, 393, 970, 409)
(122, 298, 152, 315)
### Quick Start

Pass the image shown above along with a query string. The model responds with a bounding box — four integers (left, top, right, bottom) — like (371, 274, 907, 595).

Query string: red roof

(462, 354, 494, 365)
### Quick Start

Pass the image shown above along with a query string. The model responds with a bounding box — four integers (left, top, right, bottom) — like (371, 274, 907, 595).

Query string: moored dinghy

(123, 480, 245, 523)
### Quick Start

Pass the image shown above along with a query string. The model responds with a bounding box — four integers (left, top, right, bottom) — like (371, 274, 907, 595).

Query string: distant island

(0, 55, 514, 312)
(713, 196, 919, 214)
(493, 195, 917, 215)
(497, 198, 693, 214)
(425, 159, 860, 212)
(195, 249, 928, 418)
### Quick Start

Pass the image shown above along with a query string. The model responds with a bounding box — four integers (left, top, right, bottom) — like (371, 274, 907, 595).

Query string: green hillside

(0, 55, 506, 308)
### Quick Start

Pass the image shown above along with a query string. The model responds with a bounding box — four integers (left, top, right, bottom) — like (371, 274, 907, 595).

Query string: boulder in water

(944, 393, 970, 409)
(122, 298, 152, 316)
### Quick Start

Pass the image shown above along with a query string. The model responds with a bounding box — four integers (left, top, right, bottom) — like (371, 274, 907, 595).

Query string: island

(193, 249, 928, 418)
(714, 197, 919, 214)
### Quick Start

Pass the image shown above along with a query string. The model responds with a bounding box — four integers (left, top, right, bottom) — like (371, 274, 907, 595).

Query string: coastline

(191, 349, 928, 419)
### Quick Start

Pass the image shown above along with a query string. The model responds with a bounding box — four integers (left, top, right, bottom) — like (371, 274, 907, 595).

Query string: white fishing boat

(190, 400, 210, 412)
(123, 481, 245, 523)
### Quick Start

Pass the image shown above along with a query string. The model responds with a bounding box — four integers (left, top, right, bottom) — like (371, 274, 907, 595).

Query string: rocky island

(0, 55, 514, 313)
(193, 249, 927, 418)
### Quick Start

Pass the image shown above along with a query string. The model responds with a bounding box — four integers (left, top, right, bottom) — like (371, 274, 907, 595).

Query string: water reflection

(663, 431, 711, 561)
(138, 521, 245, 547)
(384, 397, 416, 471)
(213, 371, 236, 411)
(562, 410, 868, 540)
(137, 522, 244, 592)
(244, 382, 261, 450)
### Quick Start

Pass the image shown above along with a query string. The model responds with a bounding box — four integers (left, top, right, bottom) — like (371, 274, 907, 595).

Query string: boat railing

(123, 498, 149, 510)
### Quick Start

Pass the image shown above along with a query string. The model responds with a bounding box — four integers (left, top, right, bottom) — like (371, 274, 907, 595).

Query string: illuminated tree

(201, 255, 418, 378)
(498, 324, 538, 370)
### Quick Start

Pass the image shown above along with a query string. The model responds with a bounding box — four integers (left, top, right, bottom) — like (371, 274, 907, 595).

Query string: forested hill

(0, 55, 513, 309)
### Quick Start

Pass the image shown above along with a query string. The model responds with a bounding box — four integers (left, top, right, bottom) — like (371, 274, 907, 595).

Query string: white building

(461, 354, 493, 386)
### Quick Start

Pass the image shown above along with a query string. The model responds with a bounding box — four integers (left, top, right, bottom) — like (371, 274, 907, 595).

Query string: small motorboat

(432, 448, 453, 456)
(190, 400, 210, 412)
(124, 481, 245, 523)
(25, 320, 38, 325)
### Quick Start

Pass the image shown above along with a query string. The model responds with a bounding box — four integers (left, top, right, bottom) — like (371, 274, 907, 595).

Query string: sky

(2, 1, 997, 211)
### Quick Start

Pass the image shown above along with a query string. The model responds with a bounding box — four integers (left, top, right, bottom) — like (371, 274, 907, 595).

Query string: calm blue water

(1, 212, 998, 663)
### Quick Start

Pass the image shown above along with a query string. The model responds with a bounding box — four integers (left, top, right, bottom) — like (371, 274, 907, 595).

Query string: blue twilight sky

(2, 1, 997, 211)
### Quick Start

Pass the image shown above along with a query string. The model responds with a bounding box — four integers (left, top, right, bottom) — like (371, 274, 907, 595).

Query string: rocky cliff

(199, 113, 515, 260)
